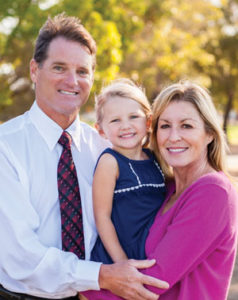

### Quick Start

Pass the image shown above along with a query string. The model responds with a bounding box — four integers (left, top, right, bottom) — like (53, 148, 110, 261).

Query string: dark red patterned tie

(57, 131, 85, 259)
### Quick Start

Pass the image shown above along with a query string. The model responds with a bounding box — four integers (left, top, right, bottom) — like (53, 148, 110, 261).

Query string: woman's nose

(168, 128, 181, 142)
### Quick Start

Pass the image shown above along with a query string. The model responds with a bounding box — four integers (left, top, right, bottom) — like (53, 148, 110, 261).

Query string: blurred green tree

(198, 0, 238, 133)
(0, 0, 237, 139)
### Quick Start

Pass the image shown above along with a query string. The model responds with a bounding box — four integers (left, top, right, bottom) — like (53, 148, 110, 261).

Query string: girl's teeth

(121, 133, 134, 138)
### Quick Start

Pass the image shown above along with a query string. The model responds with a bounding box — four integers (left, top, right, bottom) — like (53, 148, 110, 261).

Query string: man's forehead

(45, 39, 93, 67)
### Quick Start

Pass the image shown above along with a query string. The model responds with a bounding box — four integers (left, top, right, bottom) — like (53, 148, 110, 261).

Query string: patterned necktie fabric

(57, 131, 85, 259)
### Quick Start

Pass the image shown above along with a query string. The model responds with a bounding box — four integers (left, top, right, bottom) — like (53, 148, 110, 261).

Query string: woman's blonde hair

(150, 80, 228, 178)
(95, 78, 151, 146)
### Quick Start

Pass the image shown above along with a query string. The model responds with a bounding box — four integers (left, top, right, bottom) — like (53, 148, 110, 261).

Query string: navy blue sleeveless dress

(90, 148, 166, 264)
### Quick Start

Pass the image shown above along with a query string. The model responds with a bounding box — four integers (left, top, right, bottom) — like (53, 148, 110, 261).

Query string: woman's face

(156, 100, 213, 172)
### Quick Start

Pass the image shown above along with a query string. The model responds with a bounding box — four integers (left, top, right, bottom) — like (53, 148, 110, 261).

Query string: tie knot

(58, 131, 72, 149)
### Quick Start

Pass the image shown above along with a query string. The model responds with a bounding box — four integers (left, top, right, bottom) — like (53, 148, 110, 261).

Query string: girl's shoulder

(94, 148, 118, 172)
(142, 148, 157, 160)
(99, 147, 157, 162)
(99, 148, 134, 162)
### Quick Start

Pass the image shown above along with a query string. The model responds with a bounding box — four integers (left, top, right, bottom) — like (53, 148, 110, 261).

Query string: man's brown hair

(33, 13, 97, 69)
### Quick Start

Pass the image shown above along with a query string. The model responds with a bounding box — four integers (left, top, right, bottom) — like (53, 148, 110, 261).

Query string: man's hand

(78, 293, 88, 300)
(99, 259, 169, 300)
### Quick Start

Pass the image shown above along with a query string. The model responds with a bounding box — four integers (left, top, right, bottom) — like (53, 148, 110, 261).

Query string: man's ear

(30, 59, 38, 83)
(95, 123, 107, 139)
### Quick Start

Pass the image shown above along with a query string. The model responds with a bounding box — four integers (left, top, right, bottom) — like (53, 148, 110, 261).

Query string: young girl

(90, 78, 166, 264)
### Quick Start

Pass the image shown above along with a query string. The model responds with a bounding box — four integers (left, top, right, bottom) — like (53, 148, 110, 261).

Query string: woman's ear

(206, 132, 214, 145)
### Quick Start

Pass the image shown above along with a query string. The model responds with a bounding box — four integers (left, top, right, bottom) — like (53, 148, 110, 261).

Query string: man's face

(30, 36, 94, 126)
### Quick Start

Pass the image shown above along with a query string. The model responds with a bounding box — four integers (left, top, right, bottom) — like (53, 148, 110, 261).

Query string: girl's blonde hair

(95, 78, 151, 146)
(150, 80, 228, 178)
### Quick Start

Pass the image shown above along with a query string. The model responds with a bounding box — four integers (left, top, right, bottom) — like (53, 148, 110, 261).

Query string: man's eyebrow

(51, 61, 66, 65)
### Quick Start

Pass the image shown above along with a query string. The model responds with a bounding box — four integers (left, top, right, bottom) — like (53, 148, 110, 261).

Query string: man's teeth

(59, 90, 78, 95)
(168, 148, 186, 153)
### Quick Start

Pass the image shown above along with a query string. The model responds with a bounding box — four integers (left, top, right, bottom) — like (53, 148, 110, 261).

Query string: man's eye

(78, 69, 89, 76)
(53, 65, 63, 71)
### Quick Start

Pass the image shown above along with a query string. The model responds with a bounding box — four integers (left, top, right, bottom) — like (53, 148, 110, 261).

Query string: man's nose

(65, 71, 78, 86)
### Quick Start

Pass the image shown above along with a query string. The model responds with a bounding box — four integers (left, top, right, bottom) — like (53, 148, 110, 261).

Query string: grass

(227, 124, 238, 145)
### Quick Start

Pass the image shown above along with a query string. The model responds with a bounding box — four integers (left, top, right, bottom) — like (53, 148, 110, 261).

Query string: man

(0, 13, 168, 300)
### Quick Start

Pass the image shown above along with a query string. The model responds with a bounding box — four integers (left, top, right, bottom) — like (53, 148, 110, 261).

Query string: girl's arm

(93, 153, 128, 262)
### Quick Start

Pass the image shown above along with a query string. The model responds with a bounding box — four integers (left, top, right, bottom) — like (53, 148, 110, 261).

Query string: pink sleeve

(142, 182, 231, 294)
(82, 289, 121, 300)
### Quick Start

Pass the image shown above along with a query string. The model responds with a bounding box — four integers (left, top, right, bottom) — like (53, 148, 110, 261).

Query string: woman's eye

(160, 124, 170, 129)
(182, 124, 192, 129)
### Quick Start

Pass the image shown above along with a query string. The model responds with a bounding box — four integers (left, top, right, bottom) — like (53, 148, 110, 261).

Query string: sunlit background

(0, 1, 238, 298)
(0, 0, 237, 143)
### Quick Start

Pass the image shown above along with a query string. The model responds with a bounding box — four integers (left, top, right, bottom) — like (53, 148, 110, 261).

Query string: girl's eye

(130, 115, 139, 119)
(111, 119, 119, 123)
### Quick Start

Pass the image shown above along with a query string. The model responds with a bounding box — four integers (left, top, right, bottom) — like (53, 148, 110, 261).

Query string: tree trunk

(223, 90, 233, 136)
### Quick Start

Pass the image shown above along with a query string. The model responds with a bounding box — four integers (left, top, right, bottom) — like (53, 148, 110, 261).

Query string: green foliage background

(0, 0, 238, 139)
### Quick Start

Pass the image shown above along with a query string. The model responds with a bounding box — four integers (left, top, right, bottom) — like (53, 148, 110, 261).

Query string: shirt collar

(29, 101, 81, 151)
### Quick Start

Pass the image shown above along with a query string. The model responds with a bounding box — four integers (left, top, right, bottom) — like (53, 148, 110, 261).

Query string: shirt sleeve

(0, 143, 101, 298)
(142, 180, 232, 294)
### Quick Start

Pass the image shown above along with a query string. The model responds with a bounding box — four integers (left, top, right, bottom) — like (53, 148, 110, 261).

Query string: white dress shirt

(0, 101, 109, 298)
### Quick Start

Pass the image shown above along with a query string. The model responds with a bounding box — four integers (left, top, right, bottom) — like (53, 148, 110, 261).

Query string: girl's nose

(121, 119, 131, 129)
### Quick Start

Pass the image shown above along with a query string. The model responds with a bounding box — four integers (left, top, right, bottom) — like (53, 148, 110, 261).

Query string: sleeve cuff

(75, 260, 102, 291)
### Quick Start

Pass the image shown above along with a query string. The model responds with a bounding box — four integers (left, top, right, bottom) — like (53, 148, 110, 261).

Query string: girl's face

(98, 96, 149, 153)
(156, 100, 213, 172)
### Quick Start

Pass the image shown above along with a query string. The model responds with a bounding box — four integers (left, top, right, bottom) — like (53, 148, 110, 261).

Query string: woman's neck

(173, 161, 215, 198)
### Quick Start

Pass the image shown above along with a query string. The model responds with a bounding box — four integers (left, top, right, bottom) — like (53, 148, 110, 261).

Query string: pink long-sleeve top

(83, 172, 238, 300)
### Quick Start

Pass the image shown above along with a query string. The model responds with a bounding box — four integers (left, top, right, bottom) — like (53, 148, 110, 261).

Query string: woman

(142, 80, 238, 299)
(81, 81, 238, 300)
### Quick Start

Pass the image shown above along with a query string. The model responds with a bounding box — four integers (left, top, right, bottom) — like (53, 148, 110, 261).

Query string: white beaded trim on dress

(114, 160, 165, 194)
